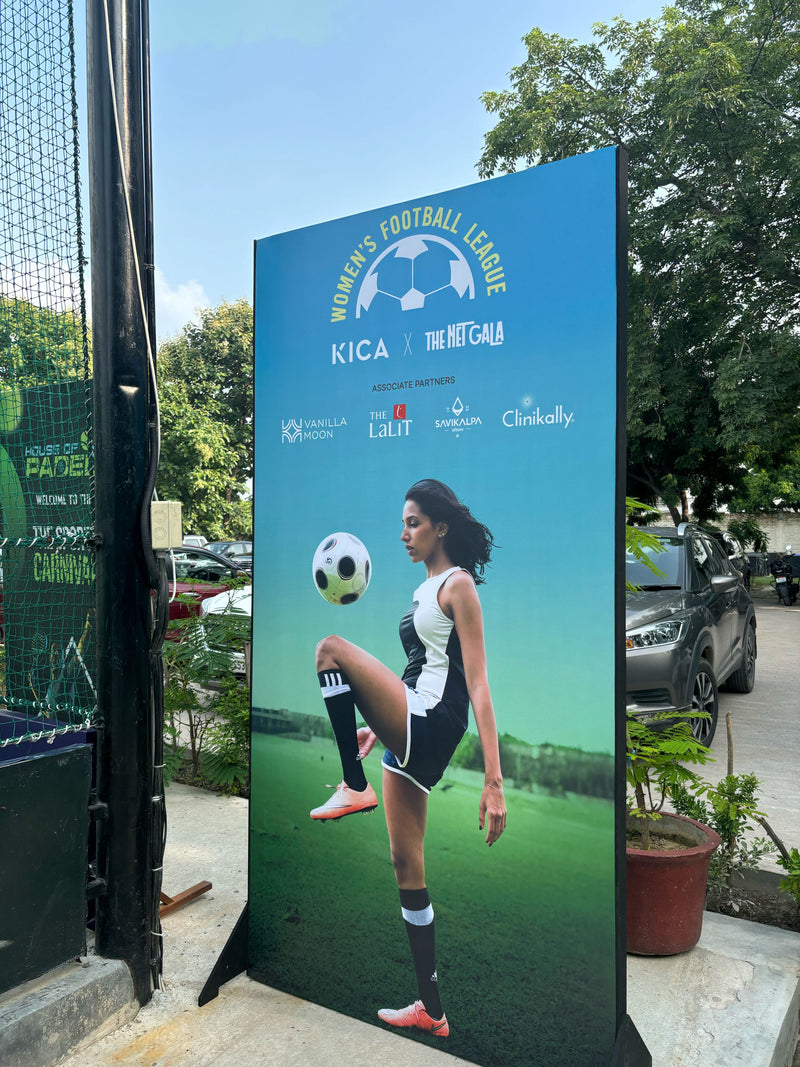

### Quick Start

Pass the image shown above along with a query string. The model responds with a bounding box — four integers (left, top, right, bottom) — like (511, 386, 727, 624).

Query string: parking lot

(701, 588, 799, 874)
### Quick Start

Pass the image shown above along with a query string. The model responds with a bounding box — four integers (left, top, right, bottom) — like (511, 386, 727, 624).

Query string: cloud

(154, 267, 210, 341)
(0, 256, 87, 314)
(1, 259, 210, 344)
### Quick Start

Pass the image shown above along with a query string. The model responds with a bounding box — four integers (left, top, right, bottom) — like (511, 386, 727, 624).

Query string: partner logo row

(280, 400, 574, 444)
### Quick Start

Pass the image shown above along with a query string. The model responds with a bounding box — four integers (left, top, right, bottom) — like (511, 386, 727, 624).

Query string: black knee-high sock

(317, 669, 367, 791)
(399, 886, 443, 1020)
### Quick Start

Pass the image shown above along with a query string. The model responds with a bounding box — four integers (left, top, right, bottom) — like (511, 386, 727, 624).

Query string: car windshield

(172, 557, 204, 580)
(185, 561, 229, 582)
(625, 537, 682, 588)
(169, 553, 231, 581)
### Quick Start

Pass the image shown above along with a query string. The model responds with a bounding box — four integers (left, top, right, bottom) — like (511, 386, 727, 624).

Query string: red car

(164, 547, 250, 634)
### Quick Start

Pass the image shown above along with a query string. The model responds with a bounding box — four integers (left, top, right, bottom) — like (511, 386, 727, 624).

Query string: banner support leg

(612, 1014, 651, 1066)
(198, 902, 248, 1007)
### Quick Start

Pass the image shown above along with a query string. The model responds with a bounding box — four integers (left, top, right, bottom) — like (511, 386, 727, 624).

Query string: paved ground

(52, 779, 799, 1067)
(48, 591, 800, 1067)
(703, 590, 799, 874)
(58, 785, 461, 1067)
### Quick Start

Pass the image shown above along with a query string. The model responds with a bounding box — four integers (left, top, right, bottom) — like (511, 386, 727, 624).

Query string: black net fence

(0, 0, 96, 745)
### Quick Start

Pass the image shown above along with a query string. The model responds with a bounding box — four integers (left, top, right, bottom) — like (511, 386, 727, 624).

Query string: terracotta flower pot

(626, 812, 721, 956)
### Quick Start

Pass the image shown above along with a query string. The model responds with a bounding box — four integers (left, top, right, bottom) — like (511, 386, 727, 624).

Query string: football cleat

(310, 781, 378, 820)
(377, 1000, 449, 1037)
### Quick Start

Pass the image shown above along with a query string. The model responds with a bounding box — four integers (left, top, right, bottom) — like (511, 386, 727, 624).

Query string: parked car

(200, 584, 252, 674)
(165, 547, 250, 633)
(206, 540, 253, 573)
(626, 524, 757, 746)
(182, 534, 207, 548)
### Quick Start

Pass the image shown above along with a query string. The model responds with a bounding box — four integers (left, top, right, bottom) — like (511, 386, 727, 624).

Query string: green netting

(0, 0, 95, 745)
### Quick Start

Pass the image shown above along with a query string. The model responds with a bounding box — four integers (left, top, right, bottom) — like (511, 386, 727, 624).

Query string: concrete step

(628, 911, 800, 1067)
(0, 951, 137, 1067)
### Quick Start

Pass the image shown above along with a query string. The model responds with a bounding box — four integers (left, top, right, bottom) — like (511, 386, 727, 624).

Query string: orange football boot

(377, 1000, 449, 1037)
(310, 781, 378, 820)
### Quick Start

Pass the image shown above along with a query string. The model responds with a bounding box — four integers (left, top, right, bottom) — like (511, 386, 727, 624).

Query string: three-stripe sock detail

(317, 669, 367, 790)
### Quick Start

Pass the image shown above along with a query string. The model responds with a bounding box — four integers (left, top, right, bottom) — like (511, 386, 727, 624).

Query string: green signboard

(0, 380, 95, 724)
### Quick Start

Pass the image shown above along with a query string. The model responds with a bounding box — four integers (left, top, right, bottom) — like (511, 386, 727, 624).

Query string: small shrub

(776, 847, 800, 908)
(203, 675, 250, 794)
(626, 713, 713, 839)
(163, 595, 251, 794)
(672, 773, 775, 908)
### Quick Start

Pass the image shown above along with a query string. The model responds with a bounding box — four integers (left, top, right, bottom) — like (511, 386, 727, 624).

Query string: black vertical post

(86, 0, 155, 1004)
(612, 149, 650, 1063)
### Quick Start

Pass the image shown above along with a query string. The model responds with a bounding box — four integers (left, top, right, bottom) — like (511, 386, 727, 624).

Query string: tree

(157, 300, 253, 539)
(0, 295, 90, 384)
(729, 445, 800, 512)
(479, 0, 800, 522)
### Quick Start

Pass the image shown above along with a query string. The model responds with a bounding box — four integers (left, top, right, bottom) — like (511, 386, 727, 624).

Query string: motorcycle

(771, 557, 798, 605)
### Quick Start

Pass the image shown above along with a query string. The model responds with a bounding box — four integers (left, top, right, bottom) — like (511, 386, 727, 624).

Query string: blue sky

(145, 0, 666, 338)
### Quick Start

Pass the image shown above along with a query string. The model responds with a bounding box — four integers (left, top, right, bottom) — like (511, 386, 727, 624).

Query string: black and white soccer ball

(356, 234, 474, 317)
(312, 532, 371, 605)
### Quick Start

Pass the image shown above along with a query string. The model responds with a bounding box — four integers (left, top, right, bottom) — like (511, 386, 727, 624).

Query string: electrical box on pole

(151, 501, 183, 550)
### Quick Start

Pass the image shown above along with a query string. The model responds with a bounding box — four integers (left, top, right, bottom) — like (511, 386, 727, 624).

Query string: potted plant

(626, 712, 721, 955)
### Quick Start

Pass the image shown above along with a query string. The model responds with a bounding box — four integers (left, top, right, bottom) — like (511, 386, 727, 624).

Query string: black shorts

(381, 686, 466, 793)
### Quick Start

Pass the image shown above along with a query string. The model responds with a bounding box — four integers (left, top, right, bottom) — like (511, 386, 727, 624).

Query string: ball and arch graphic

(356, 234, 475, 318)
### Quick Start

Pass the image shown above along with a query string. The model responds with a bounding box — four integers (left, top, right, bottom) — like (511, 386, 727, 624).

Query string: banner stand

(198, 903, 248, 1007)
(199, 907, 651, 1065)
(612, 1015, 651, 1066)
(239, 148, 644, 1065)
(199, 906, 652, 1063)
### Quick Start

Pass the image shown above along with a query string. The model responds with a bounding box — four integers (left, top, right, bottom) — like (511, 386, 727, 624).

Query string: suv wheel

(724, 622, 756, 694)
(689, 658, 718, 746)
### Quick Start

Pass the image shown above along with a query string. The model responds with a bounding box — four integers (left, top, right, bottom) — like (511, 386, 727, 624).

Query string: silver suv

(626, 524, 757, 745)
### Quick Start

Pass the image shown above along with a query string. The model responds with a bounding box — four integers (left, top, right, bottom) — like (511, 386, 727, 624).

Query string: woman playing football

(311, 477, 506, 1038)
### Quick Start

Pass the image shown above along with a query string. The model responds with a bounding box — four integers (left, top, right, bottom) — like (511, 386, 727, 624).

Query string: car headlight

(626, 619, 685, 649)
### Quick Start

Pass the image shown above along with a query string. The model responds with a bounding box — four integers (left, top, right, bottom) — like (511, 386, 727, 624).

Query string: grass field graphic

(249, 731, 616, 1066)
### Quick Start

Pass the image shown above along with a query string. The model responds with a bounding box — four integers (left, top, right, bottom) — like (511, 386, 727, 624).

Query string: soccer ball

(356, 234, 474, 318)
(312, 532, 371, 605)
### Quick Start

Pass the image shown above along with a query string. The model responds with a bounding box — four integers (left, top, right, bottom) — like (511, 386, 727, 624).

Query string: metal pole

(86, 0, 155, 1004)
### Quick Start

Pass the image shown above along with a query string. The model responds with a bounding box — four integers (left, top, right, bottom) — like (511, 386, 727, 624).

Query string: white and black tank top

(399, 566, 469, 728)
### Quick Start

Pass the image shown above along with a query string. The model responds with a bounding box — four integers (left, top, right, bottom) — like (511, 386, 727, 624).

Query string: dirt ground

(706, 882, 800, 934)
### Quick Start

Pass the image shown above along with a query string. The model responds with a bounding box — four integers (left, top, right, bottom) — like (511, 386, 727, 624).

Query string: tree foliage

(479, 0, 800, 522)
(729, 445, 800, 512)
(0, 295, 90, 385)
(157, 300, 253, 539)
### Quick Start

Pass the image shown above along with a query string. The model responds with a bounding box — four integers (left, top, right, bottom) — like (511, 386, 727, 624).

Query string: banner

(251, 147, 624, 1065)
(0, 381, 95, 719)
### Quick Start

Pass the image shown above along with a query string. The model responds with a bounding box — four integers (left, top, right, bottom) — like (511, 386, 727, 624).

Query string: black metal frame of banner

(609, 149, 651, 1067)
(198, 903, 249, 1007)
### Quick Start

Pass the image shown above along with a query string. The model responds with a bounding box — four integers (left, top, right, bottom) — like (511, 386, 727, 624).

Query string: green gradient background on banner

(250, 148, 621, 1066)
